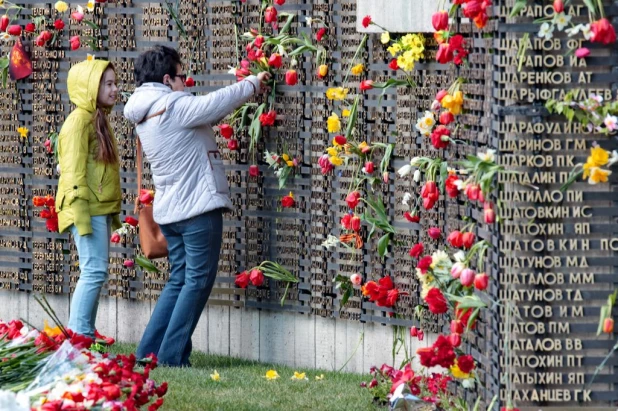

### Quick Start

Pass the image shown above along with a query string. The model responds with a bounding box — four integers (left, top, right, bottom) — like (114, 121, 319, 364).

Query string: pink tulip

(575, 47, 590, 58)
(460, 268, 475, 287)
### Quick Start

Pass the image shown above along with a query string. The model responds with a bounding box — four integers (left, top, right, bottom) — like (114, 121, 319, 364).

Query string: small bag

(134, 109, 168, 259)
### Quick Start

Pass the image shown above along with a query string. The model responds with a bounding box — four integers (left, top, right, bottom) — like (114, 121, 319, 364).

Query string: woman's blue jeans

(69, 215, 111, 338)
(137, 209, 223, 366)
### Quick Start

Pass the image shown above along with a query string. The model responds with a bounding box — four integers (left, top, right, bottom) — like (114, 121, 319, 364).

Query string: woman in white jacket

(124, 45, 270, 366)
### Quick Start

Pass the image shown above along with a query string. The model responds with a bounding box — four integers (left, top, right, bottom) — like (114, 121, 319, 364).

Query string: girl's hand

(257, 71, 272, 83)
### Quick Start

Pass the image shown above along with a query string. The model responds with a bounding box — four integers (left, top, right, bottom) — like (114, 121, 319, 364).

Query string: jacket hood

(68, 59, 111, 113)
(124, 83, 173, 124)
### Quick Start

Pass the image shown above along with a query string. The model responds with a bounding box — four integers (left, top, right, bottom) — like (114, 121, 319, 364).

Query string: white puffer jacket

(123, 76, 261, 225)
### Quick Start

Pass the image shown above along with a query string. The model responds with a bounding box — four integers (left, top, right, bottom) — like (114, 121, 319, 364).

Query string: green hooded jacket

(55, 60, 121, 235)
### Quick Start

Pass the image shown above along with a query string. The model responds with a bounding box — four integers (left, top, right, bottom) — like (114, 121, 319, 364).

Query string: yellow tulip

(381, 32, 390, 44)
(327, 113, 341, 133)
(326, 87, 348, 101)
(54, 0, 68, 12)
(351, 64, 364, 75)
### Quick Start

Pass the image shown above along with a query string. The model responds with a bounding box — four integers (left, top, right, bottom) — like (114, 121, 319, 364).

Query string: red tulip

(185, 77, 195, 87)
(590, 18, 617, 45)
(451, 320, 464, 334)
(71, 9, 85, 22)
(553, 0, 564, 12)
(281, 194, 295, 208)
(227, 139, 239, 151)
(404, 211, 420, 223)
(575, 47, 590, 58)
(139, 189, 154, 205)
(435, 89, 448, 102)
(264, 6, 278, 24)
(417, 330, 424, 341)
(439, 111, 454, 125)
(249, 165, 259, 177)
(359, 80, 374, 91)
(219, 124, 234, 139)
(275, 0, 285, 5)
(432, 11, 449, 31)
(474, 273, 489, 290)
(351, 216, 361, 232)
(254, 35, 264, 48)
(0, 15, 8, 32)
(54, 19, 65, 30)
(462, 232, 475, 249)
(70, 36, 81, 50)
(484, 204, 496, 224)
(110, 232, 121, 243)
(436, 43, 453, 64)
(460, 268, 475, 287)
(428, 227, 441, 240)
(36, 30, 53, 47)
(346, 191, 361, 209)
(334, 135, 347, 146)
(465, 184, 480, 201)
(250, 269, 265, 286)
(285, 69, 298, 85)
(447, 231, 463, 248)
(268, 53, 282, 68)
(124, 216, 139, 227)
(235, 271, 250, 288)
(7, 25, 21, 36)
(316, 27, 327, 42)
(388, 59, 399, 70)
(603, 318, 614, 333)
(363, 161, 374, 174)
(410, 326, 418, 337)
(449, 333, 461, 347)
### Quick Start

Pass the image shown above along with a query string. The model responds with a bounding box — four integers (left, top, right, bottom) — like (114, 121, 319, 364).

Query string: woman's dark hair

(95, 64, 118, 164)
(134, 45, 182, 87)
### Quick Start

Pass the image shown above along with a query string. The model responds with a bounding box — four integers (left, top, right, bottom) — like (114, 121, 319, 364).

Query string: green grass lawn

(110, 343, 380, 411)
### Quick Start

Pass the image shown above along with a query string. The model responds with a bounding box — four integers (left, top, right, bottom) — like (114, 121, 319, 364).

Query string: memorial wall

(0, 0, 616, 408)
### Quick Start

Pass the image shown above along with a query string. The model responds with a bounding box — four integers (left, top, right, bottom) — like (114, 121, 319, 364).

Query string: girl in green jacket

(56, 60, 121, 338)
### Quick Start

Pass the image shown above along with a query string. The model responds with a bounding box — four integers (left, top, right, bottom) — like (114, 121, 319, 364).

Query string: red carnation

(54, 19, 65, 30)
(457, 354, 475, 374)
(361, 15, 372, 28)
(25, 22, 36, 33)
(417, 256, 432, 273)
(409, 243, 423, 258)
(425, 287, 448, 314)
(430, 125, 450, 149)
(259, 110, 277, 126)
(184, 77, 195, 87)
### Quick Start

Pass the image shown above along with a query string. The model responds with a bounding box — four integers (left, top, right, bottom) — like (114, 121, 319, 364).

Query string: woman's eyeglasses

(176, 74, 187, 83)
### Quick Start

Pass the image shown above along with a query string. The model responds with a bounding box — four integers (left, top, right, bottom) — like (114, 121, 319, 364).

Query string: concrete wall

(0, 291, 430, 373)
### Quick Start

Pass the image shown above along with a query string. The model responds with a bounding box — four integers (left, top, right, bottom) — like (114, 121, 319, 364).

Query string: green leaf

(135, 255, 160, 273)
(439, 161, 448, 192)
(278, 13, 296, 35)
(597, 306, 608, 336)
(509, 0, 527, 17)
(559, 168, 584, 193)
(377, 234, 390, 257)
(446, 294, 487, 309)
(467, 307, 481, 332)
(0, 57, 8, 69)
(249, 103, 266, 153)
(345, 96, 360, 140)
(341, 287, 352, 307)
(380, 143, 394, 175)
